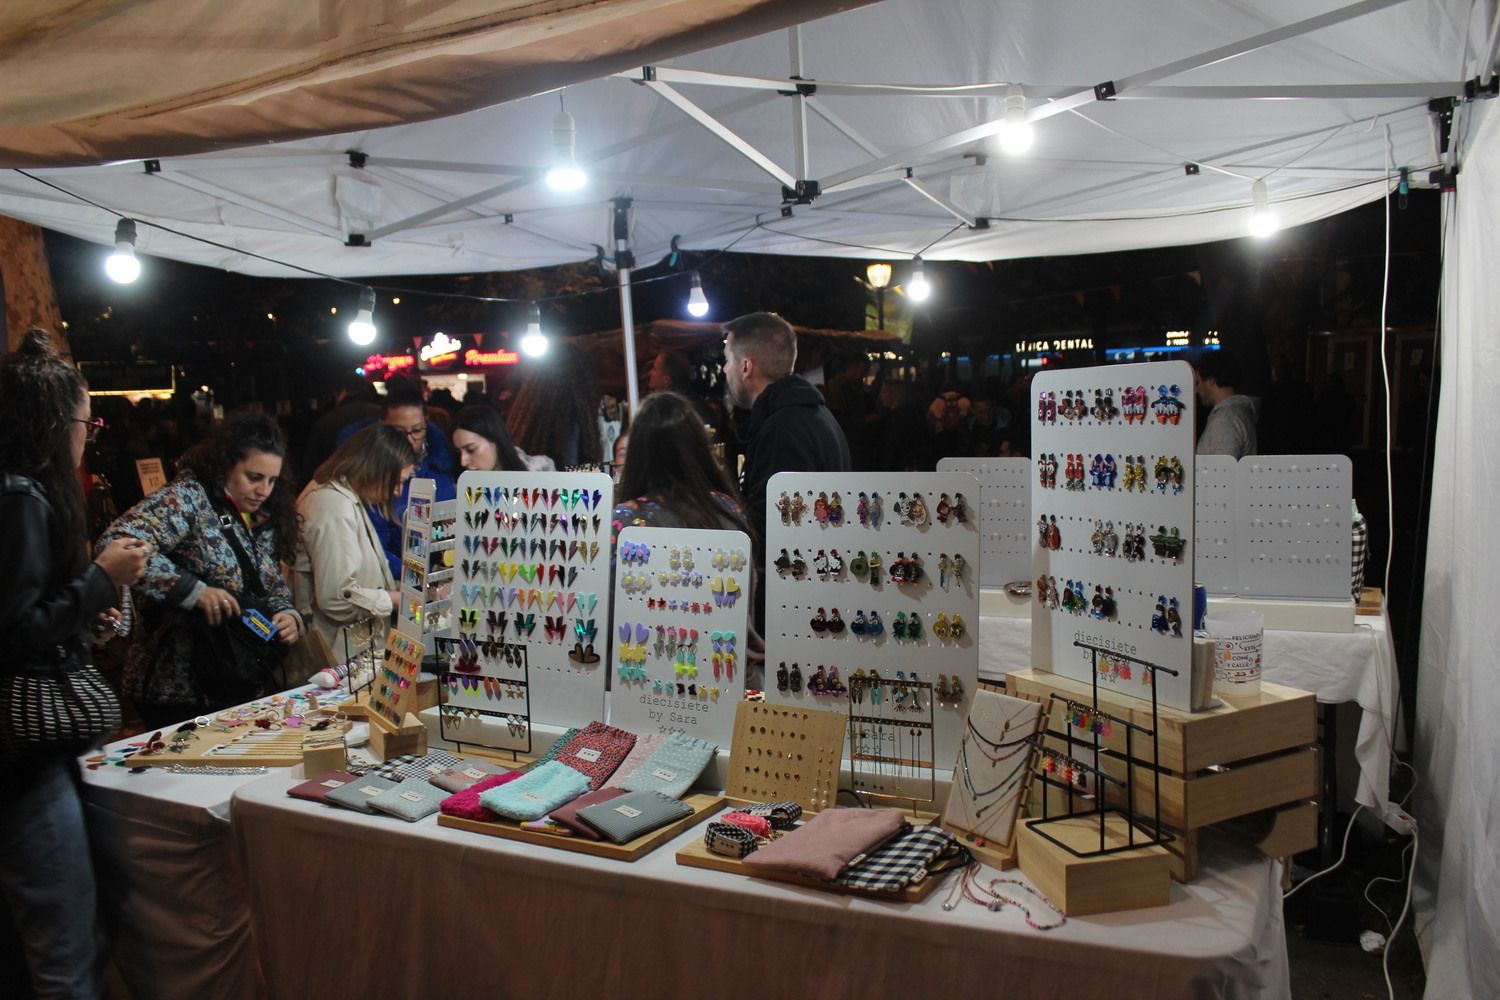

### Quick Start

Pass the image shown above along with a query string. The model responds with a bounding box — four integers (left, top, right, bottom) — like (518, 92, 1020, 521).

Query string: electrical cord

(1282, 803, 1363, 902)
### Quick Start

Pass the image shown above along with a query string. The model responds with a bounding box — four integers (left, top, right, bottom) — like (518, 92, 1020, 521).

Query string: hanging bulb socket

(686, 271, 710, 317)
(545, 110, 587, 191)
(105, 218, 141, 284)
(998, 85, 1035, 155)
(347, 286, 377, 345)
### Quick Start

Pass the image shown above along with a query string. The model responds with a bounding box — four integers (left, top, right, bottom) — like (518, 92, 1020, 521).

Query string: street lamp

(866, 262, 892, 330)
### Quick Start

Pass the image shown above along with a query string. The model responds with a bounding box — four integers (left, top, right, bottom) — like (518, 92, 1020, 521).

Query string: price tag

(461, 767, 487, 779)
(575, 748, 603, 763)
(614, 804, 643, 818)
(359, 786, 383, 797)
(320, 779, 347, 789)
(399, 790, 424, 803)
(519, 790, 542, 801)
(651, 767, 678, 782)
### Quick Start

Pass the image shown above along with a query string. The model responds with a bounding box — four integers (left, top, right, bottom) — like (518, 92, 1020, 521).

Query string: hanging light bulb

(347, 287, 377, 345)
(544, 108, 587, 192)
(906, 256, 932, 302)
(520, 302, 549, 357)
(1249, 179, 1279, 237)
(686, 271, 710, 317)
(997, 85, 1035, 156)
(104, 218, 141, 284)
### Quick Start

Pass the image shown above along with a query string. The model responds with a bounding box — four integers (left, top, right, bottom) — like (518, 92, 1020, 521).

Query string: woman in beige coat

(295, 424, 418, 651)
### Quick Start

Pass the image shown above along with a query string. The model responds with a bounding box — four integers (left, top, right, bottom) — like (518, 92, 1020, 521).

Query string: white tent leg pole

(620, 264, 640, 416)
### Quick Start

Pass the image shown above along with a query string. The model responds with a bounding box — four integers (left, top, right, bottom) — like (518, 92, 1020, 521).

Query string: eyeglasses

(73, 416, 106, 442)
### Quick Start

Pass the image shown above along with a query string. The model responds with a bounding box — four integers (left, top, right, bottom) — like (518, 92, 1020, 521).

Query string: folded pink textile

(438, 770, 522, 821)
(601, 733, 666, 790)
(742, 808, 908, 880)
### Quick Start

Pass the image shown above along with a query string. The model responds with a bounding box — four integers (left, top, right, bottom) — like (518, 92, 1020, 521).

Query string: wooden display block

(369, 712, 427, 760)
(415, 675, 439, 712)
(1008, 668, 1317, 881)
(676, 824, 954, 902)
(1016, 815, 1171, 916)
(1356, 587, 1383, 616)
(438, 793, 723, 861)
(723, 701, 845, 813)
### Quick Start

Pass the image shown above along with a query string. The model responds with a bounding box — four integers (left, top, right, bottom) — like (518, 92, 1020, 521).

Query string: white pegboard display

(398, 480, 457, 644)
(1234, 455, 1352, 599)
(763, 471, 981, 773)
(936, 457, 1032, 587)
(453, 471, 614, 740)
(1031, 361, 1196, 712)
(1193, 456, 1238, 595)
(606, 527, 752, 748)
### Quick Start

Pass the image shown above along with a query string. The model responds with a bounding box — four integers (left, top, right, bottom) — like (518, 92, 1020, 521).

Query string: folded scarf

(439, 770, 523, 821)
(551, 722, 636, 789)
(619, 732, 716, 799)
(479, 760, 591, 821)
(601, 733, 666, 790)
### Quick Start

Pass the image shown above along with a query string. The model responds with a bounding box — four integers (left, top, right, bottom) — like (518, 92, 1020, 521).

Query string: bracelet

(166, 764, 270, 776)
(741, 800, 802, 830)
(721, 811, 773, 839)
(705, 822, 758, 858)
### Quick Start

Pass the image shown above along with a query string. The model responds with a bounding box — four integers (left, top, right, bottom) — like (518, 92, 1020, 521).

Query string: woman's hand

(271, 611, 299, 643)
(94, 537, 149, 588)
(197, 587, 241, 626)
(93, 607, 124, 641)
(388, 590, 403, 612)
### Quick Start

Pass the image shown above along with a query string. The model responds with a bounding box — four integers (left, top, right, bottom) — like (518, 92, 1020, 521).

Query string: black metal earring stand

(433, 637, 533, 760)
(340, 614, 382, 699)
(1027, 639, 1179, 858)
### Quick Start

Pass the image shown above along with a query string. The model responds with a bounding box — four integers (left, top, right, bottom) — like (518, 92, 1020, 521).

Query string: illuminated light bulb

(997, 85, 1035, 156)
(520, 302, 549, 358)
(906, 256, 931, 302)
(545, 110, 587, 191)
(866, 262, 892, 289)
(1249, 179, 1279, 237)
(105, 219, 141, 283)
(686, 271, 710, 317)
(347, 287, 377, 346)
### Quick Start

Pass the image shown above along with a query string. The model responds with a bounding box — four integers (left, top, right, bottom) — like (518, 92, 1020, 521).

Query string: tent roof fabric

(1, 0, 1494, 275)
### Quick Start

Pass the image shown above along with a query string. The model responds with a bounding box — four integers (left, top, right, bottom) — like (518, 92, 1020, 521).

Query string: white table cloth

(231, 775, 1290, 1000)
(978, 611, 1401, 810)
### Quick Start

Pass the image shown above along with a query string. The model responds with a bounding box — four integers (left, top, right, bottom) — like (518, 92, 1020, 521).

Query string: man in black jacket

(723, 312, 851, 535)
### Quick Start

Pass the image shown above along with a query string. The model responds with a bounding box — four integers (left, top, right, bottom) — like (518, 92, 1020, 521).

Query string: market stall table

(978, 610, 1401, 811)
(231, 775, 1290, 1000)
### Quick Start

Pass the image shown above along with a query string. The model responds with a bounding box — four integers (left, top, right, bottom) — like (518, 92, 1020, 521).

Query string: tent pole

(614, 198, 641, 416)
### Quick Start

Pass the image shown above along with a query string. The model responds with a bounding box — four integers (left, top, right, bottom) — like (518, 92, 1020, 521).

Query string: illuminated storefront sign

(1018, 338, 1094, 352)
(464, 348, 519, 366)
(363, 353, 416, 372)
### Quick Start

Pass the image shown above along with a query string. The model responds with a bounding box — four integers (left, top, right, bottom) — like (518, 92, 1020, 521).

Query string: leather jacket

(0, 474, 115, 678)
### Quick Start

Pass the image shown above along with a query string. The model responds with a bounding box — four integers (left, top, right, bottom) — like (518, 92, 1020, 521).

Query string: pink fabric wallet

(438, 770, 523, 821)
(286, 772, 357, 804)
(742, 808, 909, 880)
(547, 787, 629, 840)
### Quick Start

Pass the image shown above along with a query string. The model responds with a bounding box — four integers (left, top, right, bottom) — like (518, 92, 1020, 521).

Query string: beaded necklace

(941, 863, 1065, 930)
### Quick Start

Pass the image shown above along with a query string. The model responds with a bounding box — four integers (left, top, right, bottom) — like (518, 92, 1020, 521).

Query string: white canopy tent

(2, 1, 1499, 995)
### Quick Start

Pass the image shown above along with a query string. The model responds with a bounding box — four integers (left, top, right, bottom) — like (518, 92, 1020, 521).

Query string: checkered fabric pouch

(371, 750, 464, 782)
(739, 800, 802, 830)
(1350, 513, 1368, 601)
(835, 824, 963, 892)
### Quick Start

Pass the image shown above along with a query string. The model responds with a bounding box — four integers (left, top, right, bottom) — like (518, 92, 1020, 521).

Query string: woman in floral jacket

(100, 414, 302, 724)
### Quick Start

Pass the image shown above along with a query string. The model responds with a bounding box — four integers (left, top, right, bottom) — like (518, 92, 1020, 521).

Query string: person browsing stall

(1193, 351, 1259, 459)
(0, 329, 145, 998)
(296, 424, 418, 649)
(452, 404, 545, 472)
(101, 412, 303, 724)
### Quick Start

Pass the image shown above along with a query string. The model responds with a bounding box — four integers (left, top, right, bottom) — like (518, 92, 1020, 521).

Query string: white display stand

(1235, 455, 1352, 600)
(606, 526, 752, 748)
(1031, 361, 1196, 711)
(399, 480, 456, 645)
(454, 471, 613, 735)
(936, 457, 1032, 587)
(762, 471, 981, 773)
(1193, 456, 1238, 596)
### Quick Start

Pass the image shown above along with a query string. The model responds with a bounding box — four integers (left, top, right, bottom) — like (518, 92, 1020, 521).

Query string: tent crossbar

(643, 79, 796, 188)
(790, 27, 812, 181)
(149, 170, 346, 240)
(1121, 83, 1467, 100)
(366, 176, 531, 240)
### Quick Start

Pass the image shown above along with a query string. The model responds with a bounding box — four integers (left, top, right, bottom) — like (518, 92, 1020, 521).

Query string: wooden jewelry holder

(723, 701, 845, 812)
(366, 627, 428, 760)
(939, 689, 1048, 871)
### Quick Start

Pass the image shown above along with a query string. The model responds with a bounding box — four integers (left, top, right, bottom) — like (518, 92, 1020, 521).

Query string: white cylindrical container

(1203, 610, 1264, 703)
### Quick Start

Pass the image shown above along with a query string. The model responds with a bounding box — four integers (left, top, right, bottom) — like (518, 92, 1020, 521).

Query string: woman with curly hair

(1, 329, 146, 996)
(101, 411, 303, 724)
(507, 342, 603, 469)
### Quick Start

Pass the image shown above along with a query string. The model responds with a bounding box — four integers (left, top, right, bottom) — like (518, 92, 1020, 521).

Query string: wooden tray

(438, 793, 724, 861)
(133, 724, 351, 769)
(675, 834, 953, 902)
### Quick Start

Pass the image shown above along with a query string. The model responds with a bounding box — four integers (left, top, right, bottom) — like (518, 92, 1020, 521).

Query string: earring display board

(936, 457, 1032, 587)
(398, 480, 457, 643)
(606, 527, 752, 748)
(723, 701, 845, 812)
(1193, 456, 1238, 596)
(435, 640, 532, 754)
(455, 471, 613, 731)
(763, 472, 982, 774)
(1233, 455, 1352, 599)
(368, 628, 424, 729)
(1031, 361, 1196, 711)
(941, 689, 1045, 870)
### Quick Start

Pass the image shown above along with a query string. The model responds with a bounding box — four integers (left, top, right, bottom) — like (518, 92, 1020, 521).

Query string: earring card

(1030, 360, 1196, 711)
(763, 471, 982, 779)
(723, 700, 846, 812)
(454, 471, 613, 737)
(605, 527, 752, 748)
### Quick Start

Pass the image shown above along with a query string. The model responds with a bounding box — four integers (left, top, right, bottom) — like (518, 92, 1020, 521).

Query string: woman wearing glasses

(100, 412, 304, 724)
(295, 424, 418, 649)
(0, 329, 146, 997)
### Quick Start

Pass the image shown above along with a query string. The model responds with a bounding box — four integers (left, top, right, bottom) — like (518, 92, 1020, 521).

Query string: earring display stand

(398, 479, 457, 643)
(366, 627, 428, 759)
(434, 638, 532, 757)
(331, 615, 385, 719)
(763, 471, 981, 775)
(722, 700, 846, 812)
(1193, 456, 1238, 596)
(455, 471, 614, 732)
(940, 689, 1046, 871)
(607, 527, 752, 748)
(1031, 360, 1196, 711)
(935, 457, 1032, 589)
(848, 675, 937, 805)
